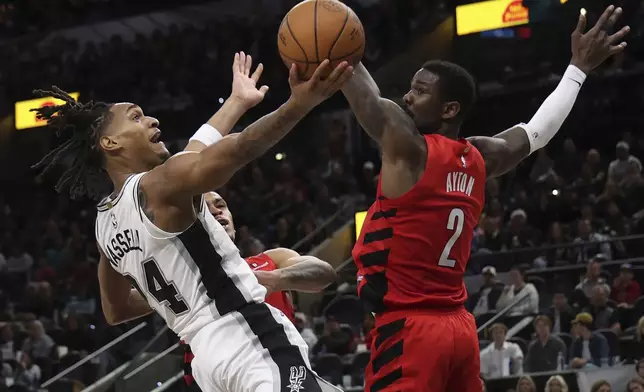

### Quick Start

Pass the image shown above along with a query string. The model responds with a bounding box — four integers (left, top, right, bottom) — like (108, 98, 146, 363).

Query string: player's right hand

(287, 60, 354, 109)
(570, 5, 630, 74)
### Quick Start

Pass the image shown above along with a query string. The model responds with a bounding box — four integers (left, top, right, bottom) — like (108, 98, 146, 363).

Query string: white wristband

(189, 124, 223, 146)
(523, 65, 586, 154)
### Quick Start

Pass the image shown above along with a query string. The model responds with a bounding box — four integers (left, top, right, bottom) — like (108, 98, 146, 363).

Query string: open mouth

(216, 217, 229, 228)
(150, 131, 162, 143)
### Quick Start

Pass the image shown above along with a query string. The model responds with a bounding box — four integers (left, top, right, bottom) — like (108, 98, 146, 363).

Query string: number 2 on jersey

(143, 258, 189, 314)
(437, 208, 465, 268)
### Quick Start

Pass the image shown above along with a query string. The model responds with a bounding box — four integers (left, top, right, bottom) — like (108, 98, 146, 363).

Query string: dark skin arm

(139, 61, 353, 231)
(97, 246, 154, 325)
(470, 6, 629, 179)
(253, 248, 337, 293)
(342, 63, 426, 198)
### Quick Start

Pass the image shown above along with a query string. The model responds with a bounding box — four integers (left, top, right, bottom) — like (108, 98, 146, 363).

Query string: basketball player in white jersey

(32, 53, 353, 392)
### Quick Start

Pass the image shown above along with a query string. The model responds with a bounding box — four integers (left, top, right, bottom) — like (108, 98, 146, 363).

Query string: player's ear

(442, 101, 461, 122)
(99, 135, 121, 153)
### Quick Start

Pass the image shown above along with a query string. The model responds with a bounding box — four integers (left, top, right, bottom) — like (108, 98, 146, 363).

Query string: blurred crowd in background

(0, 0, 643, 391)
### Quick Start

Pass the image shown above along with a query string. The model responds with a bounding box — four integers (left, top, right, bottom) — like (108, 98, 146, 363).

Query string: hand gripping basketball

(287, 59, 354, 110)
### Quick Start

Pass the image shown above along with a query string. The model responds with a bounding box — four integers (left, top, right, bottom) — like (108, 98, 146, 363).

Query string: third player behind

(344, 6, 629, 392)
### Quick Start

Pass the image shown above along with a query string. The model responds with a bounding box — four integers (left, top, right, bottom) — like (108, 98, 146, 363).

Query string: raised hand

(230, 52, 269, 109)
(571, 5, 630, 74)
(287, 60, 354, 110)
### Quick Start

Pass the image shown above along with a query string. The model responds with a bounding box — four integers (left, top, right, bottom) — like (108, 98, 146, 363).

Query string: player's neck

(105, 160, 141, 195)
(437, 124, 460, 140)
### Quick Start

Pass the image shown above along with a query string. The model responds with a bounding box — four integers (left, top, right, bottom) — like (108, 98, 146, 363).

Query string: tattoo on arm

(137, 187, 155, 223)
(232, 101, 308, 163)
(277, 257, 337, 293)
(341, 63, 389, 142)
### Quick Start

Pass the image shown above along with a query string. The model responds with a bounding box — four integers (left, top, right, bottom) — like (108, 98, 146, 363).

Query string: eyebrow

(126, 104, 140, 114)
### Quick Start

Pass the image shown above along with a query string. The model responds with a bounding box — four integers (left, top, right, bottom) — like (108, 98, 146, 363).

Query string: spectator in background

(573, 257, 611, 308)
(13, 351, 41, 389)
(311, 316, 354, 357)
(293, 313, 317, 350)
(471, 266, 503, 316)
(583, 286, 620, 331)
(504, 209, 533, 250)
(480, 323, 524, 378)
(6, 245, 33, 274)
(21, 320, 54, 361)
(635, 317, 644, 355)
(611, 263, 642, 305)
(515, 375, 537, 392)
(496, 267, 539, 316)
(627, 378, 644, 392)
(637, 358, 644, 378)
(573, 220, 612, 262)
(608, 141, 642, 184)
(590, 380, 612, 392)
(544, 375, 569, 392)
(548, 290, 575, 334)
(524, 315, 567, 373)
(0, 323, 15, 363)
(569, 313, 609, 369)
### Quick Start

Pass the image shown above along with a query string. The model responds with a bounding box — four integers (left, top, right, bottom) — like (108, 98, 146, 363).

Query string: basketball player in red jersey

(343, 7, 629, 392)
(182, 191, 337, 387)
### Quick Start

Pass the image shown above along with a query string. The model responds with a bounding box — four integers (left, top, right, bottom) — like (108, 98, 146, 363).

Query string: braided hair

(31, 87, 113, 200)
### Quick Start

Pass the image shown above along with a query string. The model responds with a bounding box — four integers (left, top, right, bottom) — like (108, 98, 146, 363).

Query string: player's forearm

(517, 65, 586, 154)
(103, 290, 154, 325)
(191, 99, 310, 192)
(341, 63, 388, 142)
(275, 256, 337, 293)
(185, 98, 249, 152)
(205, 97, 249, 137)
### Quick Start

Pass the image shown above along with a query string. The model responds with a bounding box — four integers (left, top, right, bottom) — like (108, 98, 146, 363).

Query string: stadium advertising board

(456, 0, 530, 36)
(15, 93, 80, 130)
(355, 211, 367, 240)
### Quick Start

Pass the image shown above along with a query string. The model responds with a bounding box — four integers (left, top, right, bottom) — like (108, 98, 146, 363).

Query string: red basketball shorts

(364, 307, 482, 392)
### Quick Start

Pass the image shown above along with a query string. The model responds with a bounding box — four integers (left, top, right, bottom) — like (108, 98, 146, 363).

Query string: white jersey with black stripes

(94, 172, 265, 343)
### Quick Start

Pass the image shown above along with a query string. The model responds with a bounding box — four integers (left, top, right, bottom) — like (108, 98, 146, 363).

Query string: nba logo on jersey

(287, 366, 306, 392)
(461, 155, 467, 168)
(110, 212, 118, 229)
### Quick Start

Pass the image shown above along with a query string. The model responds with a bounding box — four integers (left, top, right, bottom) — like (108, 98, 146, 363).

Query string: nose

(147, 116, 159, 128)
(403, 92, 412, 106)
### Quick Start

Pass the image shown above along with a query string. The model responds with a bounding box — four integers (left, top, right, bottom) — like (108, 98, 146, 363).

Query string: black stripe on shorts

(177, 220, 321, 391)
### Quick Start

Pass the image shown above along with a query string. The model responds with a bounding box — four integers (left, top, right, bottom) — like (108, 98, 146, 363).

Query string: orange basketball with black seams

(277, 0, 365, 80)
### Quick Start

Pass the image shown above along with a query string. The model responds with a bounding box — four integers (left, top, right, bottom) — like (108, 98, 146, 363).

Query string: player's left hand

(230, 51, 269, 109)
(570, 5, 630, 74)
(254, 270, 281, 295)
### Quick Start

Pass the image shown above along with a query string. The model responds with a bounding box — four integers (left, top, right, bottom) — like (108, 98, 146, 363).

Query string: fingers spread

(251, 63, 264, 83)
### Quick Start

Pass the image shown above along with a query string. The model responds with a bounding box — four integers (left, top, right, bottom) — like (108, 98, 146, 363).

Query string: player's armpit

(265, 248, 337, 293)
(342, 63, 424, 163)
(468, 126, 531, 179)
(98, 247, 153, 325)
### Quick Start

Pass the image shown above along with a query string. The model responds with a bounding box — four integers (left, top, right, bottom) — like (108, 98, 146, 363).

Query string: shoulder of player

(138, 152, 201, 205)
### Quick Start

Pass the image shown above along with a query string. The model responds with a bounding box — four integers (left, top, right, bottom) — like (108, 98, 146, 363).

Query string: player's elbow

(101, 301, 127, 325)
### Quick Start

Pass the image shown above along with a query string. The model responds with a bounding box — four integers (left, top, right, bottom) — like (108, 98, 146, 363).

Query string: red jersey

(352, 134, 485, 313)
(245, 253, 295, 322)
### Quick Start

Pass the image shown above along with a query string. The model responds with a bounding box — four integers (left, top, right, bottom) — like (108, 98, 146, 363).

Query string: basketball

(277, 0, 365, 80)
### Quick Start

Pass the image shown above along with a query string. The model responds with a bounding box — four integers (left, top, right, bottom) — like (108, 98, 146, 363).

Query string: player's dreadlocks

(31, 87, 113, 200)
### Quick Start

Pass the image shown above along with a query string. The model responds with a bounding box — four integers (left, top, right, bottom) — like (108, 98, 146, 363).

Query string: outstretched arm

(98, 247, 154, 325)
(144, 61, 353, 202)
(254, 248, 337, 293)
(342, 63, 424, 164)
(471, 6, 629, 179)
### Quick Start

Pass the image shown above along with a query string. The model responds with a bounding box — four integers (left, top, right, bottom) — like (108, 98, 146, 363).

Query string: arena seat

(350, 351, 371, 386)
(314, 353, 344, 386)
(322, 295, 364, 328)
(553, 332, 573, 350)
(596, 329, 619, 357)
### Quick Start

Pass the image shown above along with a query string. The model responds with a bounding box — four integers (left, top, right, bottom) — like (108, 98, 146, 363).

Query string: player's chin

(154, 143, 171, 161)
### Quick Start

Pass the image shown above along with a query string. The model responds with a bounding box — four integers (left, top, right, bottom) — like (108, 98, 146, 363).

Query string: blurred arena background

(1, 0, 644, 391)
